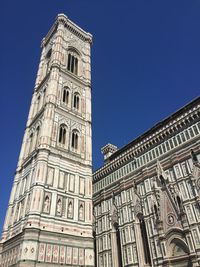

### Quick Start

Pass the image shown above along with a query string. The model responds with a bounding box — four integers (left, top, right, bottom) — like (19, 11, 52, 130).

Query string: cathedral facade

(1, 13, 200, 267)
(0, 14, 94, 266)
(93, 97, 200, 267)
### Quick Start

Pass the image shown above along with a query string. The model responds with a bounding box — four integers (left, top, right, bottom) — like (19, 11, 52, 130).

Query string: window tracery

(67, 49, 79, 75)
(62, 87, 70, 105)
(71, 130, 79, 150)
(73, 93, 80, 110)
(58, 124, 67, 145)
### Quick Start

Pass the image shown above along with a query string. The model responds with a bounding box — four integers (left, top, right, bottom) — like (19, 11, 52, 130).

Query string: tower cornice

(42, 14, 92, 48)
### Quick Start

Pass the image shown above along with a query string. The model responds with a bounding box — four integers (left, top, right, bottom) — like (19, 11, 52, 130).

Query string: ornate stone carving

(43, 193, 51, 214)
(56, 197, 62, 215)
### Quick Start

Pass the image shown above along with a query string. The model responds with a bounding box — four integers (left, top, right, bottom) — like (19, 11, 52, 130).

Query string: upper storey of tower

(42, 14, 92, 46)
(35, 14, 92, 88)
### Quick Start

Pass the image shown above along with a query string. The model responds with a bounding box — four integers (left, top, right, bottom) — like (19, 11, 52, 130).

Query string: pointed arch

(73, 92, 80, 110)
(58, 124, 67, 146)
(62, 86, 70, 105)
(71, 129, 79, 151)
(67, 47, 80, 75)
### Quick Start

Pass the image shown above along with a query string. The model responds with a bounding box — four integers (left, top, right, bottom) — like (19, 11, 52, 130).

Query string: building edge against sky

(1, 12, 200, 267)
(0, 14, 94, 266)
(93, 96, 200, 267)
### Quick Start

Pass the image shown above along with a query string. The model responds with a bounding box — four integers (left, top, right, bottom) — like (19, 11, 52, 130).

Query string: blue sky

(0, 0, 200, 231)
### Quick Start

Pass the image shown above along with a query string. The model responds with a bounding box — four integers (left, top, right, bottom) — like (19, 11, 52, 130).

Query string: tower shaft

(0, 14, 94, 267)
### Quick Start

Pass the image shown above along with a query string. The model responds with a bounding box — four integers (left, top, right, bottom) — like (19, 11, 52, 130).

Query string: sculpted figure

(57, 199, 62, 215)
(44, 195, 50, 213)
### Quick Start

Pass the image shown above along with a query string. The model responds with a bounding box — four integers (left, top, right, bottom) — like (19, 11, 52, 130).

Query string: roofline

(94, 95, 200, 174)
(42, 13, 92, 47)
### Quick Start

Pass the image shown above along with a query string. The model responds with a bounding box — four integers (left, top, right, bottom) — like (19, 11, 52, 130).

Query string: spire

(156, 160, 168, 186)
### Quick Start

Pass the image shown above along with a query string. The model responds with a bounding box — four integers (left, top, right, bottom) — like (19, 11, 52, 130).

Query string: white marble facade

(93, 98, 200, 267)
(0, 14, 94, 267)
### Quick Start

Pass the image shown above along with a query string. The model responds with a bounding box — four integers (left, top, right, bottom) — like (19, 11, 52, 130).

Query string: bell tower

(0, 14, 94, 266)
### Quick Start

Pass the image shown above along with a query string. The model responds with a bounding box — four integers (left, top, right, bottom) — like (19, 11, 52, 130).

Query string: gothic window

(67, 51, 78, 75)
(71, 130, 79, 150)
(62, 87, 69, 105)
(58, 124, 67, 145)
(73, 93, 80, 110)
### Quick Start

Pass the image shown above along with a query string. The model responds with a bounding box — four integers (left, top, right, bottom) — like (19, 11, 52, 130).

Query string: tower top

(42, 13, 93, 47)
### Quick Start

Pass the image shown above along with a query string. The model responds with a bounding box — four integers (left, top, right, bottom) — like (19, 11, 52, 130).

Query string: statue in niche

(57, 198, 62, 215)
(68, 201, 73, 218)
(43, 195, 50, 213)
(79, 204, 84, 220)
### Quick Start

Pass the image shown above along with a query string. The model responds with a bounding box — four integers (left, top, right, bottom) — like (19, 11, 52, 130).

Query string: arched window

(62, 87, 69, 105)
(58, 125, 67, 145)
(67, 49, 79, 75)
(71, 131, 79, 150)
(73, 93, 80, 110)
